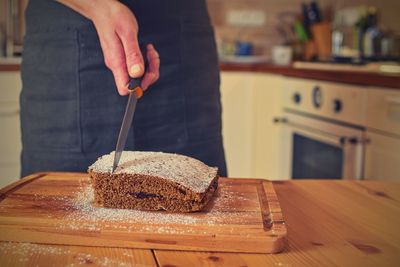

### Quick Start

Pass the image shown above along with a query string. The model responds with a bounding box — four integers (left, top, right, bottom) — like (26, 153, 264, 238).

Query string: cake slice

(88, 151, 219, 212)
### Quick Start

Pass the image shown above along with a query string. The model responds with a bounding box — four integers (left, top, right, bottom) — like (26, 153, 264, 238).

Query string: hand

(58, 0, 160, 95)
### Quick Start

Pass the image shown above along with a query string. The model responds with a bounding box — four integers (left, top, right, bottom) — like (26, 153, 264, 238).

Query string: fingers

(98, 30, 130, 96)
(96, 18, 159, 95)
(141, 44, 160, 91)
(93, 2, 143, 96)
(90, 2, 161, 96)
(118, 27, 145, 78)
(114, 11, 144, 79)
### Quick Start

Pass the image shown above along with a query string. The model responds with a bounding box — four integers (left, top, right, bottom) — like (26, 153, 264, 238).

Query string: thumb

(120, 30, 144, 78)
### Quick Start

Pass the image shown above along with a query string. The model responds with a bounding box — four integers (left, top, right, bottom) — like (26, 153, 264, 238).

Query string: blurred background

(0, 0, 399, 62)
(0, 0, 399, 187)
(208, 0, 400, 63)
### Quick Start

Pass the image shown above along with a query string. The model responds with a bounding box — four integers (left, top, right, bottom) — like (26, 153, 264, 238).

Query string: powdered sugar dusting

(88, 151, 218, 193)
(63, 185, 199, 229)
(51, 183, 204, 234)
(48, 180, 255, 235)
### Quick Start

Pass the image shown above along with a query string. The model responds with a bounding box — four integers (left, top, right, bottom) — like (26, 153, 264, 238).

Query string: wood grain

(0, 172, 286, 253)
(155, 180, 400, 267)
(0, 242, 157, 267)
(0, 179, 399, 266)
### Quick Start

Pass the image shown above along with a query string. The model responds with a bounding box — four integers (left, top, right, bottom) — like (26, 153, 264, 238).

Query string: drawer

(366, 88, 400, 135)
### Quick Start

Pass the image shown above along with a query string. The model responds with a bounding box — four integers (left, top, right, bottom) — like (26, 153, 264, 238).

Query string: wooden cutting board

(0, 172, 286, 253)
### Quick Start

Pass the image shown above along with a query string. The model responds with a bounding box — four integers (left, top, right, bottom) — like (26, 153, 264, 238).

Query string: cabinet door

(252, 74, 285, 180)
(364, 131, 400, 181)
(220, 72, 284, 179)
(220, 72, 255, 178)
(366, 88, 400, 135)
(0, 71, 22, 187)
(0, 72, 21, 102)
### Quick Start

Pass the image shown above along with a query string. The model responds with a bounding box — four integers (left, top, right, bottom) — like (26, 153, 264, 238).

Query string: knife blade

(112, 75, 144, 173)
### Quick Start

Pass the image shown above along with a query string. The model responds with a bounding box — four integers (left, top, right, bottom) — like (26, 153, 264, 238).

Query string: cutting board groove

(0, 172, 286, 253)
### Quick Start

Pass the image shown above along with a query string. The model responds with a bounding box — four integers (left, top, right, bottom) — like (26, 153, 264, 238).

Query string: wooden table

(0, 179, 399, 267)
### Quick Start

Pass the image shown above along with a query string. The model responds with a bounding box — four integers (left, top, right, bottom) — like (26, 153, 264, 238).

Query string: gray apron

(20, 0, 227, 177)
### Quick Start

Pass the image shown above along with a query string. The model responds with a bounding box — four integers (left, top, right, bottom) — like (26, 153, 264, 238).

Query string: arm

(57, 0, 160, 95)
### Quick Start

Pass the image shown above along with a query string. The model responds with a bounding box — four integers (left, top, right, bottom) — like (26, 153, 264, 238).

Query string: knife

(111, 74, 144, 173)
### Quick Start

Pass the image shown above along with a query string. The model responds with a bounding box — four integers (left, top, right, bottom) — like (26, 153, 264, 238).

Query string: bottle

(363, 7, 381, 60)
(355, 9, 367, 60)
(332, 15, 344, 57)
(302, 3, 311, 37)
(302, 1, 322, 38)
(309, 0, 322, 24)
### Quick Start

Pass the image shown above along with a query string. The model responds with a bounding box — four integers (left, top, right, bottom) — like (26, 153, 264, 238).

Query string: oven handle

(275, 118, 344, 148)
(291, 125, 344, 148)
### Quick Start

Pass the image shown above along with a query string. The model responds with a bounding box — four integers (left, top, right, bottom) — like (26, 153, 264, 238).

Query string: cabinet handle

(291, 125, 344, 148)
(273, 117, 288, 124)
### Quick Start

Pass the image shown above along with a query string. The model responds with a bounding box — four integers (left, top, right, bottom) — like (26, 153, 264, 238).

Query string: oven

(277, 78, 369, 180)
(278, 112, 364, 179)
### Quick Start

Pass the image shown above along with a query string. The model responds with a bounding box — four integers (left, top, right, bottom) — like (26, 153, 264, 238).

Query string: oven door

(280, 113, 365, 179)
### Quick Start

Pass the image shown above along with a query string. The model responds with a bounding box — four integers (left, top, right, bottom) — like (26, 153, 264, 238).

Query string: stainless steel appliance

(276, 78, 368, 179)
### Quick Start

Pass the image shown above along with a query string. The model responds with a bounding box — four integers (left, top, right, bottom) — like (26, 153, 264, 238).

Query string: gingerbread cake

(88, 151, 219, 212)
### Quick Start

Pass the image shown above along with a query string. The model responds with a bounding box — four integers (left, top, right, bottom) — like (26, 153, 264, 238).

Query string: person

(20, 0, 227, 177)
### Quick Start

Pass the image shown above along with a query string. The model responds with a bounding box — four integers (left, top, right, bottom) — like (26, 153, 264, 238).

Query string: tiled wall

(207, 0, 400, 59)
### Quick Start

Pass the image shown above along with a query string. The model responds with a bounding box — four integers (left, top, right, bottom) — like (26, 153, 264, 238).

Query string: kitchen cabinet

(366, 88, 400, 134)
(220, 72, 255, 178)
(220, 72, 283, 179)
(365, 88, 400, 181)
(251, 74, 284, 179)
(364, 131, 400, 181)
(219, 71, 400, 181)
(0, 71, 21, 188)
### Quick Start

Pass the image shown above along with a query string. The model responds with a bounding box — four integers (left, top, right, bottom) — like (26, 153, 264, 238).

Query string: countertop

(0, 57, 21, 71)
(220, 63, 400, 89)
(0, 179, 399, 266)
(2, 60, 399, 88)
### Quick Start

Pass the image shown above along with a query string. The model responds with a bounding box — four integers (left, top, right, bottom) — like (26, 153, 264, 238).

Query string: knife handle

(127, 77, 143, 99)
(127, 47, 149, 98)
(127, 76, 142, 91)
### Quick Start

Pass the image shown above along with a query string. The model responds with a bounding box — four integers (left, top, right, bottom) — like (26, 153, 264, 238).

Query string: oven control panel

(312, 86, 322, 108)
(283, 78, 368, 126)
